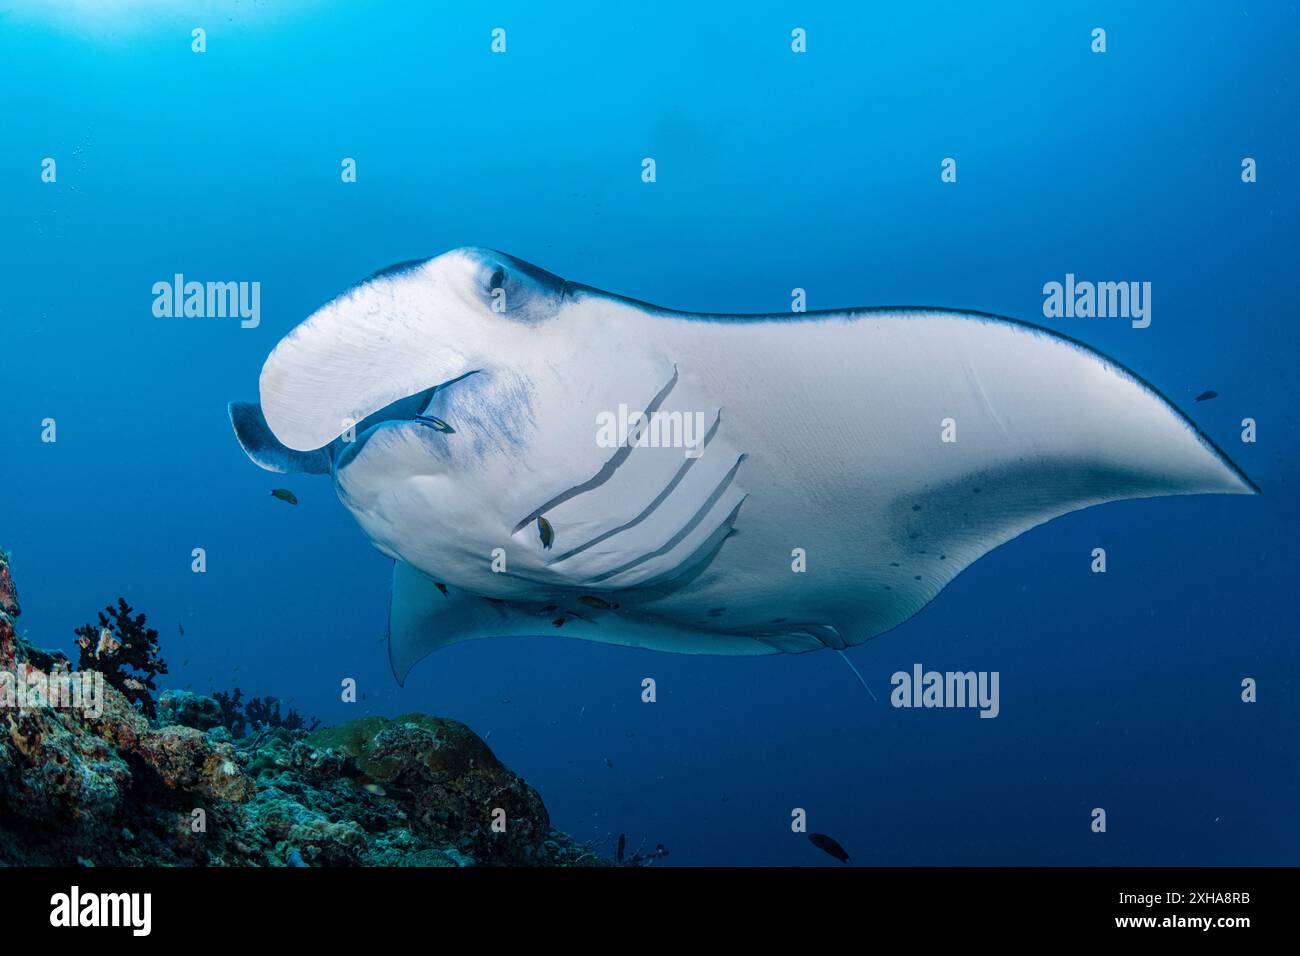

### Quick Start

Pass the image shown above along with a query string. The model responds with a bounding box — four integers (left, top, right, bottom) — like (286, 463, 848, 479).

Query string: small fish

(552, 617, 566, 628)
(616, 833, 627, 864)
(1195, 390, 1219, 402)
(415, 414, 455, 433)
(362, 783, 387, 797)
(434, 582, 448, 596)
(537, 515, 555, 549)
(808, 832, 851, 864)
(579, 595, 613, 610)
(178, 623, 185, 636)
(604, 756, 614, 769)
(270, 488, 298, 505)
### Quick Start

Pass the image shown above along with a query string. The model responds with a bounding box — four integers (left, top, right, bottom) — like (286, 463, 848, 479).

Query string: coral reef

(0, 553, 602, 867)
(0, 550, 18, 666)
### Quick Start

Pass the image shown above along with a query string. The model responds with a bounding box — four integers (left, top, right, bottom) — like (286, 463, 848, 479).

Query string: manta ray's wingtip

(1171, 404, 1260, 497)
(387, 635, 409, 688)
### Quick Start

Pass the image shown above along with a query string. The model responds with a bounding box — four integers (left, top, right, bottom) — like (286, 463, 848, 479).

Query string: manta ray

(229, 247, 1256, 685)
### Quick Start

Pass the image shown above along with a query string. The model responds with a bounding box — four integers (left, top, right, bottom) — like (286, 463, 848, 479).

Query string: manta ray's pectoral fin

(390, 561, 484, 685)
(390, 562, 599, 684)
(228, 401, 332, 475)
(388, 561, 777, 685)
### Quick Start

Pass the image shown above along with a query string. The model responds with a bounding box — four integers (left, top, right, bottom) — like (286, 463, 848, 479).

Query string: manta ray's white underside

(230, 248, 1256, 684)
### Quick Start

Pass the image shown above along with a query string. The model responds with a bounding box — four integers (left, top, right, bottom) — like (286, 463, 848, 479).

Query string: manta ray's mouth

(332, 371, 483, 468)
(358, 371, 483, 432)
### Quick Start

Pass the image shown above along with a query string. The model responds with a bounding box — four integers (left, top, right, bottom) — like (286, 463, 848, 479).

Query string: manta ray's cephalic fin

(229, 401, 332, 475)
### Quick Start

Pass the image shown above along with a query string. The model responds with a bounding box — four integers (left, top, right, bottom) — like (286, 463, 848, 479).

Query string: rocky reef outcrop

(0, 550, 601, 867)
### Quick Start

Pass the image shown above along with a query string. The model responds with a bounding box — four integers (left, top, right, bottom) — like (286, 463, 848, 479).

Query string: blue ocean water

(1, 1, 1296, 865)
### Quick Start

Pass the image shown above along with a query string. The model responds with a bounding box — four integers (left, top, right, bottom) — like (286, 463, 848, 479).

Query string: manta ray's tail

(835, 649, 878, 702)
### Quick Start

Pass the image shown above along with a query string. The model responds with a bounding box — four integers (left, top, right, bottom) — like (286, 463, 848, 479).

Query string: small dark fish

(616, 833, 627, 864)
(1195, 390, 1219, 402)
(808, 832, 850, 864)
(551, 617, 566, 628)
(178, 623, 185, 636)
(604, 757, 614, 768)
(579, 595, 612, 610)
(540, 604, 558, 613)
(537, 515, 555, 549)
(270, 488, 298, 505)
(415, 414, 455, 433)
(434, 582, 448, 596)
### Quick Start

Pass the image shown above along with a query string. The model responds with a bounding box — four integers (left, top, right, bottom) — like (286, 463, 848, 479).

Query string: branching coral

(73, 598, 168, 717)
(214, 688, 319, 737)
(213, 688, 247, 737)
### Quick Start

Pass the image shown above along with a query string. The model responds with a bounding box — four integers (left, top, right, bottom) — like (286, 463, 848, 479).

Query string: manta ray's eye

(489, 268, 506, 291)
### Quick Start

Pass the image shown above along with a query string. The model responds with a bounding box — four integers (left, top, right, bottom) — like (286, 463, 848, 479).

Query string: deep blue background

(1, 1, 1296, 864)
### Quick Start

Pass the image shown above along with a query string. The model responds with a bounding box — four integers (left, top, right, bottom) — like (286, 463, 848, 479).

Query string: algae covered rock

(135, 725, 255, 804)
(158, 689, 225, 732)
(309, 714, 552, 865)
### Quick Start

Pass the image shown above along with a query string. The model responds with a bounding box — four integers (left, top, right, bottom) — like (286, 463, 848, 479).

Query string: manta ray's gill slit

(510, 365, 681, 534)
(546, 410, 724, 565)
(589, 454, 747, 584)
(628, 495, 748, 592)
